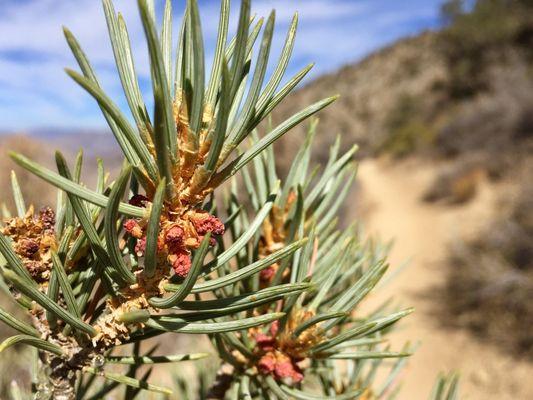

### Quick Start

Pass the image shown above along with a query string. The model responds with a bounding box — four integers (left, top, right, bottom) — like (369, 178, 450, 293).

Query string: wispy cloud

(0, 0, 444, 130)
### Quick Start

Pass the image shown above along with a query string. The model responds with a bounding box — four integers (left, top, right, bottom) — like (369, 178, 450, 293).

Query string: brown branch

(205, 364, 234, 400)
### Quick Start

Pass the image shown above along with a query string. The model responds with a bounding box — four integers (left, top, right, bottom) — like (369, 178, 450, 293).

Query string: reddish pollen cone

(255, 320, 304, 384)
(255, 333, 276, 352)
(274, 360, 303, 382)
(124, 219, 143, 238)
(258, 351, 304, 383)
(165, 225, 185, 248)
(135, 237, 146, 256)
(269, 321, 279, 337)
(258, 353, 276, 374)
(192, 213, 225, 236)
(200, 235, 218, 246)
(260, 265, 276, 282)
(172, 251, 192, 278)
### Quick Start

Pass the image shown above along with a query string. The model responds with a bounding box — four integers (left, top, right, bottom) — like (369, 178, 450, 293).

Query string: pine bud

(165, 225, 185, 248)
(190, 211, 225, 236)
(171, 251, 192, 278)
(123, 219, 143, 238)
(19, 238, 40, 257)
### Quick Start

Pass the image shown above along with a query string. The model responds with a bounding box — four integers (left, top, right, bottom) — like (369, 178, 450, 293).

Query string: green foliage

(440, 0, 465, 25)
(439, 0, 533, 97)
(429, 373, 460, 400)
(379, 94, 435, 158)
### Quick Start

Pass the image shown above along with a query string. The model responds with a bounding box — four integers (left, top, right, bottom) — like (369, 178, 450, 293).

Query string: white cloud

(0, 0, 443, 130)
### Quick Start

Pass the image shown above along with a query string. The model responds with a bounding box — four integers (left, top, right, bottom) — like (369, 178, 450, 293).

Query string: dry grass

(0, 134, 57, 211)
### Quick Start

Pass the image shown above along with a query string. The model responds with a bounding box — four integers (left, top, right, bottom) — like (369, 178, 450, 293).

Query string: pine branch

(0, 0, 460, 398)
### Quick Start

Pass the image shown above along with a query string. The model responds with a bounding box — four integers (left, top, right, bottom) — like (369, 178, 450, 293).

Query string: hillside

(274, 32, 446, 161)
(0, 130, 122, 213)
(273, 2, 533, 171)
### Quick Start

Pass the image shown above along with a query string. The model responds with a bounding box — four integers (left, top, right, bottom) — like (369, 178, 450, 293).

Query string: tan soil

(355, 158, 533, 400)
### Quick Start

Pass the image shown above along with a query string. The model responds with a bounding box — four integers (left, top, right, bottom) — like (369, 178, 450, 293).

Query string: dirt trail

(355, 158, 533, 400)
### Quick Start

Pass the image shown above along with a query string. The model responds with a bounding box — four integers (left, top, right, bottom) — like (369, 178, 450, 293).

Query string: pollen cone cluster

(123, 194, 224, 279)
(253, 310, 323, 384)
(2, 206, 57, 284)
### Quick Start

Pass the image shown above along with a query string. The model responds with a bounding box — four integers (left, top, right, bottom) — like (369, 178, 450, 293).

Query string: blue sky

(0, 0, 445, 130)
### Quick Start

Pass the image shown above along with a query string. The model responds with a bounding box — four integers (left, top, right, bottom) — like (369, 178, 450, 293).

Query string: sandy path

(355, 158, 533, 400)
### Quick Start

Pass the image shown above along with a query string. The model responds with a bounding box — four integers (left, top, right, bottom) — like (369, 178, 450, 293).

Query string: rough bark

(35, 352, 76, 400)
(206, 364, 234, 400)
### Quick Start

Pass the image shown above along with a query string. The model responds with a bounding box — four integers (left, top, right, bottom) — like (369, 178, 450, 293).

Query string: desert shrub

(439, 0, 533, 98)
(444, 185, 533, 356)
(380, 119, 435, 158)
(434, 59, 533, 171)
(422, 163, 485, 204)
(379, 94, 436, 158)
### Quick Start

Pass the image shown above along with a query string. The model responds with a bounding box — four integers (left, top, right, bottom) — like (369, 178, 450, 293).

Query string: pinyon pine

(0, 0, 460, 399)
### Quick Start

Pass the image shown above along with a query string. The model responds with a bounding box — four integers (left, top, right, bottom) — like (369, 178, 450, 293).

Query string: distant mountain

(27, 128, 121, 166)
(0, 129, 122, 210)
